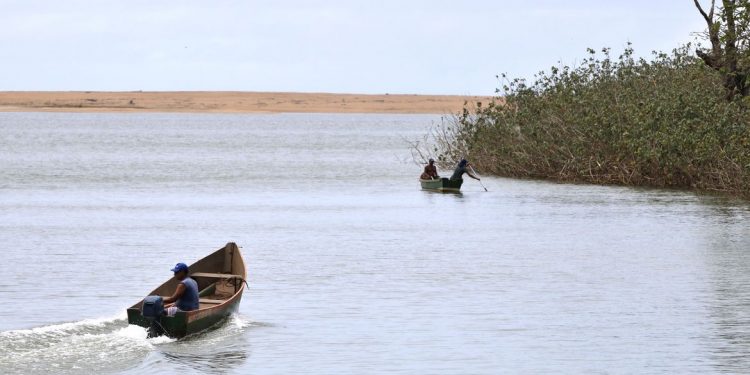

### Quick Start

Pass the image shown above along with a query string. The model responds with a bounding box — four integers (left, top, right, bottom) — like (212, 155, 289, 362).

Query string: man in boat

(162, 262, 199, 315)
(420, 158, 440, 180)
(450, 159, 481, 182)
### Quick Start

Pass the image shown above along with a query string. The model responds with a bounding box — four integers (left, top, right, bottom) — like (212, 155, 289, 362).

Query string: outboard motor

(141, 295, 165, 338)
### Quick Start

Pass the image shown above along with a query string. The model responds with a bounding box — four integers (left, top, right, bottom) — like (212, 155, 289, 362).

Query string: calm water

(1, 112, 750, 374)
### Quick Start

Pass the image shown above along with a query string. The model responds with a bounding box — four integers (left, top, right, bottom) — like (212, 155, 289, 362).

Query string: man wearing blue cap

(162, 262, 200, 315)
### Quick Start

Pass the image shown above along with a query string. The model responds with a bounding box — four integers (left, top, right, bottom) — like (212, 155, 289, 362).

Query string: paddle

(469, 165, 488, 192)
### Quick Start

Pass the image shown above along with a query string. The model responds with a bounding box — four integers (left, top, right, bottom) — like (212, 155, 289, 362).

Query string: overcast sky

(1, 0, 705, 94)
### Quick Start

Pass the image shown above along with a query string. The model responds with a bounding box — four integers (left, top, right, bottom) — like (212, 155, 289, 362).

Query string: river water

(1, 112, 749, 374)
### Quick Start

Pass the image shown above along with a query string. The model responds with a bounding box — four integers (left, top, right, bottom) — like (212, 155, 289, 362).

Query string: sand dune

(0, 91, 491, 114)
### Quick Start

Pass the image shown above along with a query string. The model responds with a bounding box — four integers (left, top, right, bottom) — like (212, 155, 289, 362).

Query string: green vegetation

(418, 2, 750, 196)
(420, 20, 750, 196)
(419, 2, 750, 196)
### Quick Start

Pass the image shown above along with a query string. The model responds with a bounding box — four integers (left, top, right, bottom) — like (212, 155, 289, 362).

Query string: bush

(425, 44, 750, 196)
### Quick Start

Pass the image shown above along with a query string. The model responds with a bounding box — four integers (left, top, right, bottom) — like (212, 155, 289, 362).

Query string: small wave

(0, 314, 126, 339)
(243, 320, 274, 328)
(227, 314, 259, 329)
(0, 313, 253, 374)
(0, 314, 166, 374)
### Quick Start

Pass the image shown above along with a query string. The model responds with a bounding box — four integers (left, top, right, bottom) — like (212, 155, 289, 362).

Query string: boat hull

(126, 242, 246, 338)
(420, 177, 463, 192)
(126, 294, 242, 338)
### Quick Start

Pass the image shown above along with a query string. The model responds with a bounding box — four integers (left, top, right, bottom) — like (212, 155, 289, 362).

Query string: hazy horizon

(2, 1, 704, 95)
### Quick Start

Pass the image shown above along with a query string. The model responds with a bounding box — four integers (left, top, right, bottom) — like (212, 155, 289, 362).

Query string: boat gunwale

(185, 246, 247, 320)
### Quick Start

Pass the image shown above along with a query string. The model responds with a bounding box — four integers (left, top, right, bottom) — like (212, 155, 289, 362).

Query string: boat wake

(0, 313, 256, 374)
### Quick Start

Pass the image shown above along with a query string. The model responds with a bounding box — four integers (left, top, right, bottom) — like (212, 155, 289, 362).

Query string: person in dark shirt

(163, 262, 199, 315)
(450, 159, 480, 181)
(420, 158, 440, 180)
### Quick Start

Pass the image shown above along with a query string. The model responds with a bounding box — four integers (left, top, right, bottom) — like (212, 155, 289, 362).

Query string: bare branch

(693, 0, 716, 23)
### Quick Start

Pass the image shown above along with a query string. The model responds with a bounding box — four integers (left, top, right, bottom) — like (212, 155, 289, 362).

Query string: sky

(1, 0, 706, 95)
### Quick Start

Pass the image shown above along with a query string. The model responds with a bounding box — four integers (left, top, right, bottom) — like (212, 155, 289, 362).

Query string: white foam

(0, 313, 126, 337)
(113, 324, 149, 340)
(112, 324, 176, 345)
(149, 334, 177, 345)
(229, 314, 252, 329)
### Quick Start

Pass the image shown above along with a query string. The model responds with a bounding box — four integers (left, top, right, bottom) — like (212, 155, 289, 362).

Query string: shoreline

(0, 91, 490, 114)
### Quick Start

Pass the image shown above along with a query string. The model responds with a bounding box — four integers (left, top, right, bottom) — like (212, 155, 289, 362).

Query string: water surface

(1, 112, 749, 374)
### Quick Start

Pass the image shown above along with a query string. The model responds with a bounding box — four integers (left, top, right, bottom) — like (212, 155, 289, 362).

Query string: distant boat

(420, 177, 463, 193)
(126, 242, 247, 338)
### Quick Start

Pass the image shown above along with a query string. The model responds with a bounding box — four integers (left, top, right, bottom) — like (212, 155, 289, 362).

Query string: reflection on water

(1, 112, 750, 374)
(153, 317, 252, 374)
(161, 349, 248, 374)
(702, 215, 750, 373)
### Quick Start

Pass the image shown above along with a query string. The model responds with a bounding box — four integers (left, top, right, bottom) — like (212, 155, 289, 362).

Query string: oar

(469, 165, 488, 192)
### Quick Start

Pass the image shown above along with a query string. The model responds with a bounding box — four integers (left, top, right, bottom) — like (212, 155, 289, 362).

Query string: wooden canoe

(126, 242, 247, 338)
(420, 177, 463, 193)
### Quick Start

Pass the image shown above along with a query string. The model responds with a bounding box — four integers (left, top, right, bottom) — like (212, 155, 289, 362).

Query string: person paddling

(420, 158, 440, 180)
(450, 159, 481, 182)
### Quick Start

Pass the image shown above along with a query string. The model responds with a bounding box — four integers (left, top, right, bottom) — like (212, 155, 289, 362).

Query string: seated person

(450, 159, 481, 181)
(162, 262, 199, 315)
(420, 158, 440, 180)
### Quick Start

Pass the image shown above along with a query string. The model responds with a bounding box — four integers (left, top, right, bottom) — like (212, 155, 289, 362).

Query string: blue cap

(170, 262, 188, 273)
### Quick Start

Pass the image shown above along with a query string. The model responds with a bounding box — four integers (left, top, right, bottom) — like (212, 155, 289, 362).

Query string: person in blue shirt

(163, 262, 199, 314)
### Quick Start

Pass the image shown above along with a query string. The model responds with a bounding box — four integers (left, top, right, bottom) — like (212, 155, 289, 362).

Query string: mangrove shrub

(426, 45, 750, 196)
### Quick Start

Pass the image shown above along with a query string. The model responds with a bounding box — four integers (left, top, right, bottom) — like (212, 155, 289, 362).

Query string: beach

(0, 91, 488, 114)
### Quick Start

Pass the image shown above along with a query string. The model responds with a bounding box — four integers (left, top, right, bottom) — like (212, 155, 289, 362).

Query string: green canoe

(420, 177, 463, 192)
(126, 242, 247, 338)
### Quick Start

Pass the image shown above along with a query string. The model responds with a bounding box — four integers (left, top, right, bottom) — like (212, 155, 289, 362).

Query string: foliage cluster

(422, 45, 750, 196)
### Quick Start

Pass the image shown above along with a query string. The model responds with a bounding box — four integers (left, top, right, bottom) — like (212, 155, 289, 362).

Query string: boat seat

(198, 282, 216, 298)
(191, 272, 243, 279)
(199, 298, 226, 304)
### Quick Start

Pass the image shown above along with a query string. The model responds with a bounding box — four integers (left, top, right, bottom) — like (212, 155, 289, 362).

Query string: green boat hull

(127, 242, 247, 339)
(126, 294, 243, 338)
(420, 177, 463, 192)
